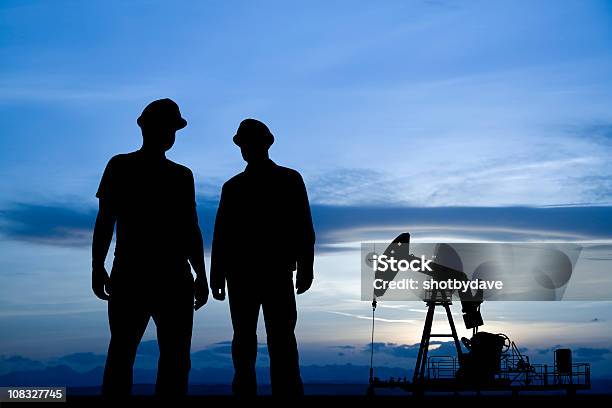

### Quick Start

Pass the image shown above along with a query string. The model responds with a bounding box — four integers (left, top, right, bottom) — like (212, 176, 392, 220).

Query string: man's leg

(153, 285, 194, 397)
(102, 296, 150, 398)
(262, 277, 303, 396)
(228, 280, 260, 396)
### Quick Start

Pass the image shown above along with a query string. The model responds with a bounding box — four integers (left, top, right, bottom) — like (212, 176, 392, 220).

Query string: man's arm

(91, 199, 115, 300)
(188, 214, 207, 279)
(210, 185, 228, 300)
(187, 171, 209, 310)
(295, 173, 315, 294)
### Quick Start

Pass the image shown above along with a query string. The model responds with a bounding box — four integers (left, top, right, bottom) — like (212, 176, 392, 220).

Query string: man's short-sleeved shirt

(97, 151, 196, 268)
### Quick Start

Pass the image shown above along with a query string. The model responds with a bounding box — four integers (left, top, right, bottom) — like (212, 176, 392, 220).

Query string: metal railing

(428, 355, 458, 380)
(427, 353, 590, 388)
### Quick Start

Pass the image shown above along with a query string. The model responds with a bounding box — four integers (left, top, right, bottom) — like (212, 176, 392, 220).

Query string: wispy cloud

(0, 75, 163, 102)
(327, 311, 416, 324)
(365, 341, 461, 359)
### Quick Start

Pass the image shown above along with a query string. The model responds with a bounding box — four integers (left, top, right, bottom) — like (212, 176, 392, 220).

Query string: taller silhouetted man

(210, 119, 315, 396)
(92, 99, 209, 398)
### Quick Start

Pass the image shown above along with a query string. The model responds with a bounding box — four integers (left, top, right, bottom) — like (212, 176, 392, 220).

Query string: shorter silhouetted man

(210, 119, 315, 396)
(92, 98, 209, 398)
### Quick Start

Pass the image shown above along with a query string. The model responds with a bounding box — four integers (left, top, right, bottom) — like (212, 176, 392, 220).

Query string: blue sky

(1, 0, 612, 386)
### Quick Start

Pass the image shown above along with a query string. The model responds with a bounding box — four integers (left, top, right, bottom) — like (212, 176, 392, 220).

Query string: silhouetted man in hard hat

(210, 119, 315, 396)
(92, 98, 209, 398)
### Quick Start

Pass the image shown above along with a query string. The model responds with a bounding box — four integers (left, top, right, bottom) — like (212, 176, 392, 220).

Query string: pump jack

(367, 232, 591, 396)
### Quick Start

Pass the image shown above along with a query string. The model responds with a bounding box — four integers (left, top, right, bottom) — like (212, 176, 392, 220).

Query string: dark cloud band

(2, 200, 612, 250)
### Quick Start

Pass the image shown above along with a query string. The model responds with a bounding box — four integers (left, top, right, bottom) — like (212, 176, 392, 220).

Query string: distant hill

(0, 363, 408, 393)
(1, 364, 610, 395)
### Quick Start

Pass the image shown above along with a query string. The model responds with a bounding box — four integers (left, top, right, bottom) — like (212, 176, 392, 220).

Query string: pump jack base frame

(367, 378, 589, 396)
(367, 300, 590, 396)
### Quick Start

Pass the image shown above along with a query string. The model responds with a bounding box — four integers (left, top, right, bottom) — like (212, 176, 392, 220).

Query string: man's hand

(194, 276, 209, 310)
(211, 285, 226, 301)
(296, 269, 313, 295)
(92, 265, 111, 301)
